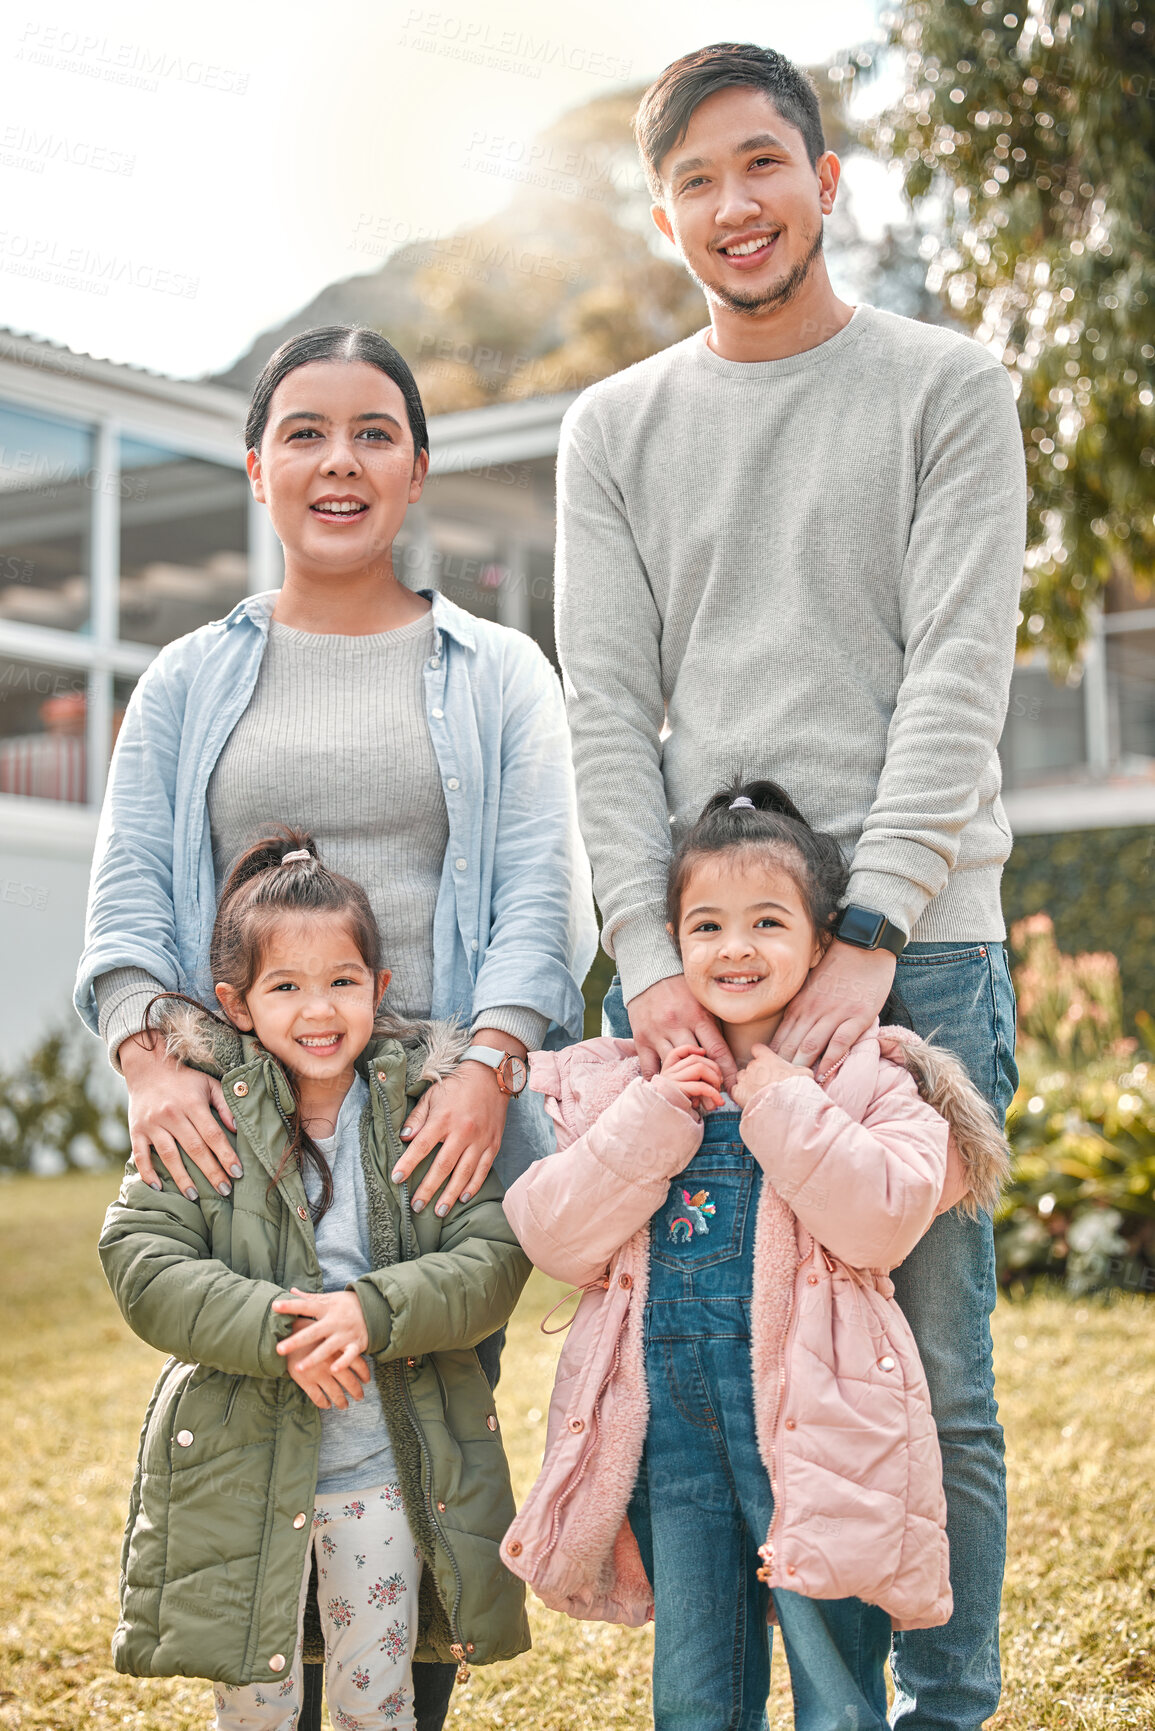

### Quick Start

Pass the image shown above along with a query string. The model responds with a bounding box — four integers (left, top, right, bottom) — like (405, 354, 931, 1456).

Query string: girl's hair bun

(667, 775, 847, 940)
(700, 778, 811, 826)
(220, 828, 320, 901)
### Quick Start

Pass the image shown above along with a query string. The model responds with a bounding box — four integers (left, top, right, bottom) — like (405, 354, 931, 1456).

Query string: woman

(76, 324, 597, 1731)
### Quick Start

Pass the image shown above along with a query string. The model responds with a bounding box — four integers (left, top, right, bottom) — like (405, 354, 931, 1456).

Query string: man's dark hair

(634, 43, 825, 198)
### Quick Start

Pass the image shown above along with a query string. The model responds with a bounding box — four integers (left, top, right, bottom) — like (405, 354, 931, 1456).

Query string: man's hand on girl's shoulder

(770, 941, 896, 1074)
(730, 1044, 813, 1110)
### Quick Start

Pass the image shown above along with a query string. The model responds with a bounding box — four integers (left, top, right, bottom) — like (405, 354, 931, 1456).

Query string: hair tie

(281, 849, 311, 864)
(729, 796, 755, 811)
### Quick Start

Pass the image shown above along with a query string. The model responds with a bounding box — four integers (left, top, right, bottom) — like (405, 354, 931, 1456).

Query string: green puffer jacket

(98, 1005, 532, 1685)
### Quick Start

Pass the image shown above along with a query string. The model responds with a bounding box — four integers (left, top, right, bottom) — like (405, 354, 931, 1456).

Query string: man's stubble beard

(694, 220, 825, 318)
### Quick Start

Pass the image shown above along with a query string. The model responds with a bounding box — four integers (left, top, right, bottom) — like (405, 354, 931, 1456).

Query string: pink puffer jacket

(501, 1025, 1009, 1632)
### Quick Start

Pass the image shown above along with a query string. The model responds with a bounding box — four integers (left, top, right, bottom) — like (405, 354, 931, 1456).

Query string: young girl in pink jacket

(500, 781, 1009, 1731)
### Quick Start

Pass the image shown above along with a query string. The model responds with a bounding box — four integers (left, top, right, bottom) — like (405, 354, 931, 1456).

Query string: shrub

(998, 916, 1155, 1294)
(0, 1029, 129, 1175)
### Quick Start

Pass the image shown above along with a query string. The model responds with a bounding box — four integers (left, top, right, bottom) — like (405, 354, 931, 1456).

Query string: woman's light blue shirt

(74, 589, 598, 1176)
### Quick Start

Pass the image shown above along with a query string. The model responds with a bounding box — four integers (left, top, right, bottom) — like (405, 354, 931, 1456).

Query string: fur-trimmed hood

(152, 997, 470, 1098)
(874, 1025, 1010, 1218)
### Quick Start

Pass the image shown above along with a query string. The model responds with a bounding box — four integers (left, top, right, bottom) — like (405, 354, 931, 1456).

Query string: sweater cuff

(95, 967, 167, 1070)
(609, 913, 684, 1005)
(843, 865, 932, 943)
(471, 1006, 550, 1051)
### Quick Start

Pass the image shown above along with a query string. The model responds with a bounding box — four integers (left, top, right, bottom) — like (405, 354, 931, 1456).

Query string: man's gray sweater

(554, 304, 1027, 1001)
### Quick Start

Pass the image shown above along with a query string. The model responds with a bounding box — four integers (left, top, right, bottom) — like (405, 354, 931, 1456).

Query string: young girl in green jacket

(99, 832, 531, 1731)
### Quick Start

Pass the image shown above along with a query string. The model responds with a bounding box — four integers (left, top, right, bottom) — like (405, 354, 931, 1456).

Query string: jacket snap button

(297, 1204, 308, 1221)
(268, 1654, 285, 1672)
(806, 1274, 819, 1286)
(486, 1414, 498, 1431)
(618, 1273, 632, 1289)
(786, 1565, 796, 1576)
(568, 1417, 585, 1433)
(784, 1419, 796, 1431)
(293, 1513, 307, 1529)
(232, 1080, 248, 1097)
(507, 1539, 522, 1556)
(377, 1070, 388, 1083)
(879, 1355, 896, 1371)
(437, 1501, 447, 1512)
(407, 1357, 417, 1368)
(466, 1643, 474, 1653)
(176, 1429, 193, 1447)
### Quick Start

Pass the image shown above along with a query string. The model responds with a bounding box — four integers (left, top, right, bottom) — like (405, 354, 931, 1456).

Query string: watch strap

(460, 1044, 504, 1073)
(459, 1044, 528, 1097)
(834, 905, 908, 958)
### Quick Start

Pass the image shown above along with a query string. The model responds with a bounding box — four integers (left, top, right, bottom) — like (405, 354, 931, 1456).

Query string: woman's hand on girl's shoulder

(730, 1044, 813, 1110)
(657, 1045, 725, 1115)
(119, 1033, 241, 1201)
(392, 1053, 513, 1216)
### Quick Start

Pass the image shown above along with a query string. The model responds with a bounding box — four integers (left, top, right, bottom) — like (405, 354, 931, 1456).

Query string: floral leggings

(214, 1482, 421, 1731)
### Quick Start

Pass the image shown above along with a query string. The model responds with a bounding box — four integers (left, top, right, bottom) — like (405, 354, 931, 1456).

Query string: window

(0, 403, 94, 636)
(118, 437, 250, 646)
(1109, 630, 1155, 767)
(0, 382, 254, 810)
(0, 654, 89, 803)
(1000, 664, 1087, 790)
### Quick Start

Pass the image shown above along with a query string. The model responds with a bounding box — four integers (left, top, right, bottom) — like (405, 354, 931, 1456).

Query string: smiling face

(673, 849, 825, 1041)
(215, 911, 389, 1092)
(650, 84, 839, 320)
(246, 360, 428, 579)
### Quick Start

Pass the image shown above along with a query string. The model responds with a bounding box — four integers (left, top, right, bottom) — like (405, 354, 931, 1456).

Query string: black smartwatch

(833, 905, 908, 958)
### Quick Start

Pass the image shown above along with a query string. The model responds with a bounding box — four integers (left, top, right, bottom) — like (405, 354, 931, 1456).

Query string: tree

(841, 0, 1155, 667)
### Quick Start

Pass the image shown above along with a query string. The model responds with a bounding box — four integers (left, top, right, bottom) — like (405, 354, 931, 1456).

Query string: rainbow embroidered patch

(666, 1188, 717, 1242)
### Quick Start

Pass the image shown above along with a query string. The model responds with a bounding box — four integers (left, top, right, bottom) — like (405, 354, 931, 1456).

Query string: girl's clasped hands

(273, 1287, 371, 1411)
(659, 1040, 813, 1116)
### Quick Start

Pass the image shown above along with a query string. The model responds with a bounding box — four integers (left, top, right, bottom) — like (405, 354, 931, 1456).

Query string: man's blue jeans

(603, 939, 1017, 1731)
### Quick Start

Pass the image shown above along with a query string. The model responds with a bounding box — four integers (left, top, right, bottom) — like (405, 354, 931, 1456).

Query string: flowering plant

(998, 916, 1154, 1293)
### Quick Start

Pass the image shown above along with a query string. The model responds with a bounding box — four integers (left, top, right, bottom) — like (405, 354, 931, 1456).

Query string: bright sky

(0, 0, 895, 379)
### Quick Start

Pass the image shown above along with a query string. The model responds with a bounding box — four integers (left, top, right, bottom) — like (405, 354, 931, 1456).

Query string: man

(554, 42, 1025, 1731)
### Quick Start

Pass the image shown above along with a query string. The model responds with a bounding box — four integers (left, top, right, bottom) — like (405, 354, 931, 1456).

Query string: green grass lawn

(1, 1171, 1153, 1729)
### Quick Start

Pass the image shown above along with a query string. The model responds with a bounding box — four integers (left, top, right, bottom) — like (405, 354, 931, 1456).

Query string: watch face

(838, 906, 886, 949)
(500, 1055, 529, 1096)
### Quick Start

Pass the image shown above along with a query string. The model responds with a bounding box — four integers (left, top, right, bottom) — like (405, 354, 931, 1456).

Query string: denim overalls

(627, 1108, 891, 1731)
